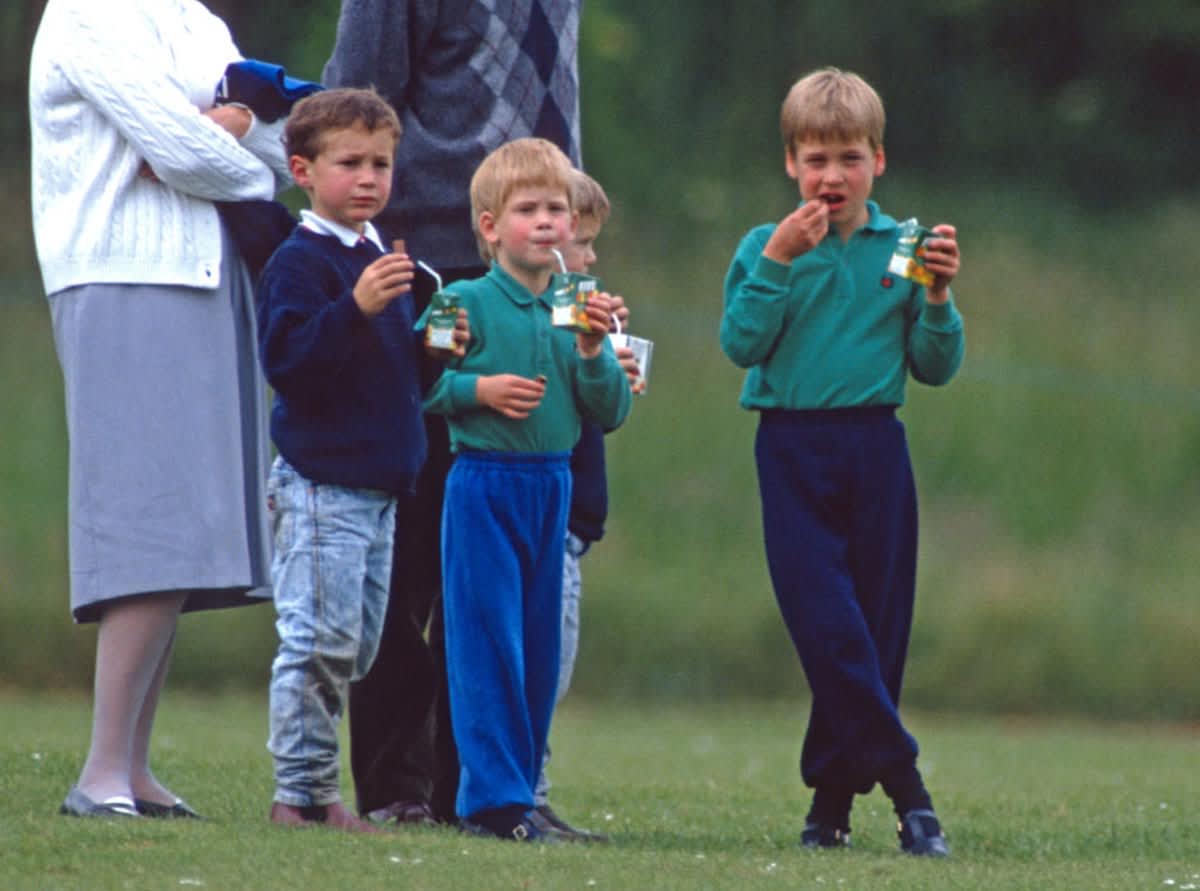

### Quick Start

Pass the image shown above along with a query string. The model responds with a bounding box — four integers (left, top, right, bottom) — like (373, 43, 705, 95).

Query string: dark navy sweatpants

(441, 450, 571, 821)
(755, 407, 921, 794)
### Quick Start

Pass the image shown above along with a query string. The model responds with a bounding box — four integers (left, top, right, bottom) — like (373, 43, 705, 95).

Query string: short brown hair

(284, 87, 401, 159)
(780, 67, 885, 154)
(469, 138, 574, 261)
(571, 169, 611, 228)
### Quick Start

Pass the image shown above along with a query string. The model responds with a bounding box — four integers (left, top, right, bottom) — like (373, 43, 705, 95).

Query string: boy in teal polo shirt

(423, 137, 631, 842)
(721, 67, 964, 857)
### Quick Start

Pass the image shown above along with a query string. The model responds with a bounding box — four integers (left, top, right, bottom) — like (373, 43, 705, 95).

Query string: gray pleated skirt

(49, 230, 272, 622)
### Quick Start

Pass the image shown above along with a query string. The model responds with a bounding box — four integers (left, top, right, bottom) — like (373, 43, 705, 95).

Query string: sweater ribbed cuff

(753, 254, 792, 289)
(920, 296, 961, 329)
(448, 373, 480, 411)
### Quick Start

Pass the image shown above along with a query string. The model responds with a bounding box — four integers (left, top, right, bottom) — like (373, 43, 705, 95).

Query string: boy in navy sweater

(256, 88, 464, 832)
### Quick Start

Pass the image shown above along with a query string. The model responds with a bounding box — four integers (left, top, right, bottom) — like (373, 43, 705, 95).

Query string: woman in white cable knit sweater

(30, 0, 290, 819)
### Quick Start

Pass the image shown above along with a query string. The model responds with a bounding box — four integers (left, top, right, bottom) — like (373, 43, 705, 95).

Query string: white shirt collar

(300, 209, 386, 251)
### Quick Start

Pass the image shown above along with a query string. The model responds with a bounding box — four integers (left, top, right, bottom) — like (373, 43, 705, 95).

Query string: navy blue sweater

(568, 421, 608, 544)
(257, 227, 427, 494)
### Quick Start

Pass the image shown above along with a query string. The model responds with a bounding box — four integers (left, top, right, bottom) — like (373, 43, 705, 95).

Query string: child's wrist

(925, 286, 951, 305)
(576, 335, 603, 360)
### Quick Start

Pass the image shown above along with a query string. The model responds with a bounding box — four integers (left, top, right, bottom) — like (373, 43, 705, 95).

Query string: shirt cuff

(921, 295, 961, 329)
(449, 373, 481, 410)
(753, 254, 792, 289)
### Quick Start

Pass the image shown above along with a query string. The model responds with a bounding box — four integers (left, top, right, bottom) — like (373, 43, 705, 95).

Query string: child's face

(786, 136, 885, 238)
(560, 216, 601, 274)
(481, 185, 575, 292)
(289, 123, 395, 232)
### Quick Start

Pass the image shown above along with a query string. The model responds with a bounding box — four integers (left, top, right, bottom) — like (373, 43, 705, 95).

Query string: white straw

(416, 260, 443, 291)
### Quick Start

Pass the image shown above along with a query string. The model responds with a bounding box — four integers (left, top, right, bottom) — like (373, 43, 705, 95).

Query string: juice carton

(549, 248, 597, 333)
(414, 258, 459, 354)
(887, 219, 939, 287)
(608, 314, 653, 395)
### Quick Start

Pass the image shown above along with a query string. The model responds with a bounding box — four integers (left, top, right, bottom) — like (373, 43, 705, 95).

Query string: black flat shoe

(136, 797, 202, 819)
(59, 786, 140, 818)
(800, 820, 851, 849)
(460, 813, 559, 843)
(533, 804, 610, 843)
(897, 808, 950, 858)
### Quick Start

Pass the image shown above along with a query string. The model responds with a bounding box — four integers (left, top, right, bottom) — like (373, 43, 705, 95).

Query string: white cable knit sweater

(29, 0, 291, 295)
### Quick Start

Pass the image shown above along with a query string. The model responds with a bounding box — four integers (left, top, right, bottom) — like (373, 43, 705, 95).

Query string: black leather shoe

(136, 797, 202, 819)
(533, 804, 610, 843)
(897, 808, 949, 857)
(800, 820, 851, 849)
(460, 813, 558, 843)
(60, 786, 140, 818)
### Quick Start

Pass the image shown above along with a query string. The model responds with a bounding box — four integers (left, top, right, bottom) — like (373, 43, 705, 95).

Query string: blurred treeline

(2, 2, 1199, 721)
(6, 1, 1200, 213)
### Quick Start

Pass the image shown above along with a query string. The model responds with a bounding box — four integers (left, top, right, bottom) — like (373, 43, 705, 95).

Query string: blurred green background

(2, 2, 1198, 720)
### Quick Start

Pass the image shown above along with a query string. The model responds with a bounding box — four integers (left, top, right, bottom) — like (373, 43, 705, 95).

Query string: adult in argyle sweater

(323, 0, 583, 829)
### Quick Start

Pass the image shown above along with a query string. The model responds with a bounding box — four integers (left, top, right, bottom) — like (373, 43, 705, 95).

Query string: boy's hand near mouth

(762, 198, 830, 264)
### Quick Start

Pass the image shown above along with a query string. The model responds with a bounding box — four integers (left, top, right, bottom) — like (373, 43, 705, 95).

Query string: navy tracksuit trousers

(755, 407, 921, 794)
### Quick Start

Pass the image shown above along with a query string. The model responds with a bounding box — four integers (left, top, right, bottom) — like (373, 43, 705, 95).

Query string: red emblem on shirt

(881, 275, 895, 288)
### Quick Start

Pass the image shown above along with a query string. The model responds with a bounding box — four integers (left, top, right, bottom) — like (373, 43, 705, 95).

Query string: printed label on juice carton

(414, 258, 459, 354)
(550, 271, 599, 333)
(425, 289, 459, 353)
(888, 218, 938, 287)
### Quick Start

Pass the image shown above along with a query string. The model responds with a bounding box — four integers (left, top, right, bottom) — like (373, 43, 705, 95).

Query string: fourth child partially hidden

(720, 67, 965, 857)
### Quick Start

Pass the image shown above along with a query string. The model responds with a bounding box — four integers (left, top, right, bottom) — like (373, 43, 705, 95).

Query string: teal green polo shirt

(423, 263, 631, 453)
(720, 201, 965, 411)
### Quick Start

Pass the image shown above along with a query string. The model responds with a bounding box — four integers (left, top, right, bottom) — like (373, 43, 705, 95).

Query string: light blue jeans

(266, 457, 395, 806)
(535, 531, 589, 806)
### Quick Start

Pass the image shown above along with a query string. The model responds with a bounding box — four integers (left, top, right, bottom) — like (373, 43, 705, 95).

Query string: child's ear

(873, 146, 886, 177)
(289, 155, 312, 189)
(478, 210, 499, 249)
(784, 147, 799, 181)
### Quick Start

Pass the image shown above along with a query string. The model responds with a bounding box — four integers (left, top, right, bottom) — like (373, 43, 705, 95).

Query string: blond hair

(780, 67, 885, 154)
(470, 138, 575, 261)
(570, 168, 611, 229)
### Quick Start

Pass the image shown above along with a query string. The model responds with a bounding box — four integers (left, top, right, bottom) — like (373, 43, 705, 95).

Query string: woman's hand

(204, 104, 254, 139)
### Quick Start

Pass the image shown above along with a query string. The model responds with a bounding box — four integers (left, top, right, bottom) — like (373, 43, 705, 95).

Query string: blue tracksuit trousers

(755, 407, 921, 794)
(441, 451, 570, 821)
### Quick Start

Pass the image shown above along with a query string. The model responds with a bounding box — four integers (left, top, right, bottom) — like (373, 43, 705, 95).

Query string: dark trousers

(348, 259, 485, 821)
(755, 407, 921, 795)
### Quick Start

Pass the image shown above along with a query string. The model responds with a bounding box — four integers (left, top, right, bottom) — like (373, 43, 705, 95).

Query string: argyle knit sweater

(323, 0, 583, 269)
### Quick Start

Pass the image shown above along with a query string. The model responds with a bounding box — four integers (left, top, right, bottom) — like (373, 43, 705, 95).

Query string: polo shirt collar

(860, 200, 897, 234)
(487, 261, 550, 307)
(300, 209, 386, 251)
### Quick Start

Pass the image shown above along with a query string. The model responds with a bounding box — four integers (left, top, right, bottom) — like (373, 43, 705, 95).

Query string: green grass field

(0, 693, 1196, 890)
(2, 183, 1200, 718)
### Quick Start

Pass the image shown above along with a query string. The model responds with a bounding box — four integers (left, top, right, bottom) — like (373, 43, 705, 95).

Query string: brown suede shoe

(270, 800, 382, 834)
